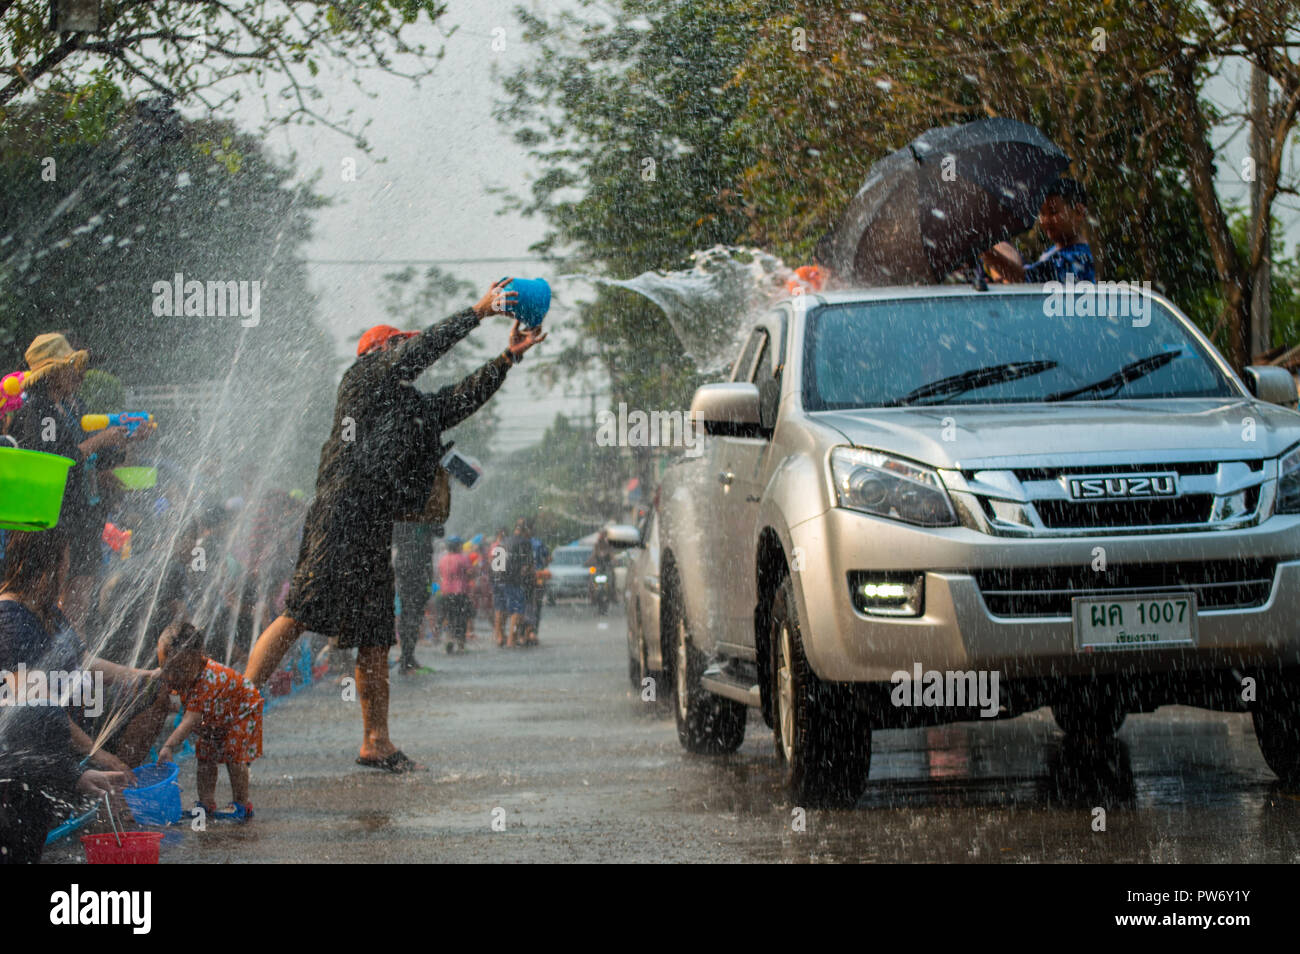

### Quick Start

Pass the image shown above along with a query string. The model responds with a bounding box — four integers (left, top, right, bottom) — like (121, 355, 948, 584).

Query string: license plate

(1071, 594, 1197, 651)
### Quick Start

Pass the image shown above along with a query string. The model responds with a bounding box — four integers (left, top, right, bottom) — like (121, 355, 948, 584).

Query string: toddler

(156, 622, 263, 821)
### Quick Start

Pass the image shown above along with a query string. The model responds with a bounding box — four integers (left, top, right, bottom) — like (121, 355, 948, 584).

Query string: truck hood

(811, 398, 1300, 470)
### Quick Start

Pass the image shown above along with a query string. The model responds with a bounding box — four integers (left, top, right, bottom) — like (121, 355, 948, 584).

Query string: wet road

(53, 604, 1300, 863)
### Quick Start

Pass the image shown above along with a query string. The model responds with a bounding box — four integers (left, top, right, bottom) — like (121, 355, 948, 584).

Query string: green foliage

(728, 1, 1224, 318)
(501, 0, 1299, 375)
(497, 0, 758, 414)
(450, 413, 625, 547)
(79, 368, 125, 412)
(0, 94, 338, 486)
(1, 0, 450, 142)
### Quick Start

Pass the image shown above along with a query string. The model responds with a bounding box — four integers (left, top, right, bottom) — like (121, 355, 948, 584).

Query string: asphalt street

(45, 603, 1300, 863)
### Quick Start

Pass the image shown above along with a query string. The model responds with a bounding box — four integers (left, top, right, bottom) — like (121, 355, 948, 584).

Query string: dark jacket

(312, 308, 511, 524)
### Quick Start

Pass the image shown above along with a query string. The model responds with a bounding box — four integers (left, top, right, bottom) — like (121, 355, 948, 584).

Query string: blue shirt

(1023, 242, 1095, 284)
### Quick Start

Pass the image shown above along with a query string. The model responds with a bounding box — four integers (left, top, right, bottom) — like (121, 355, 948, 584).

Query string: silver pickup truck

(658, 283, 1300, 806)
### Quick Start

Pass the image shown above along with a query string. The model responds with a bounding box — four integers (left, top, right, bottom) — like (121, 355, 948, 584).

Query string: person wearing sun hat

(245, 278, 547, 773)
(6, 333, 134, 628)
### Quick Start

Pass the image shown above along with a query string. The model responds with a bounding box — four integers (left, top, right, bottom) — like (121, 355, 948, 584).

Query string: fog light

(849, 572, 924, 616)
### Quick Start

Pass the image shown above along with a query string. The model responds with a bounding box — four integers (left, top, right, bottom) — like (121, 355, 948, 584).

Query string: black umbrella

(815, 118, 1070, 286)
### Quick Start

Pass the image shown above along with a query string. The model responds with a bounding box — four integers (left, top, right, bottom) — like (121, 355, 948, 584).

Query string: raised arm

(426, 354, 513, 431)
(388, 278, 518, 381)
(424, 320, 548, 430)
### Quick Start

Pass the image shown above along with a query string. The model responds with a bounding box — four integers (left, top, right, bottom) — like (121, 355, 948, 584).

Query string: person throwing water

(245, 278, 546, 772)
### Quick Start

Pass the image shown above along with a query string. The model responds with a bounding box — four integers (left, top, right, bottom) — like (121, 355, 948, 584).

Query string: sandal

(355, 750, 420, 773)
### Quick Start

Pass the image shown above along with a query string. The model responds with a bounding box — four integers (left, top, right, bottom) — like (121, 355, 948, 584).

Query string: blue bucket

(122, 761, 183, 825)
(503, 277, 550, 328)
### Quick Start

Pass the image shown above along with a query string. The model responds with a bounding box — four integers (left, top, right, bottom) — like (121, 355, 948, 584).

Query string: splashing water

(1, 177, 326, 763)
(597, 245, 796, 374)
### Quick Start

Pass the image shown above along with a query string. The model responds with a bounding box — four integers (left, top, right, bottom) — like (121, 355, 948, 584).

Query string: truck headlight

(830, 447, 957, 527)
(1278, 445, 1300, 513)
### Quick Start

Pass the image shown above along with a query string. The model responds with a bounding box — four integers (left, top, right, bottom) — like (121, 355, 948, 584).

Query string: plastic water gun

(1, 371, 25, 414)
(102, 522, 132, 560)
(81, 412, 155, 436)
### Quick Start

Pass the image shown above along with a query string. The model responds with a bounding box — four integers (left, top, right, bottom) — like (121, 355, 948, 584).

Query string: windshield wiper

(1044, 350, 1180, 402)
(885, 360, 1058, 407)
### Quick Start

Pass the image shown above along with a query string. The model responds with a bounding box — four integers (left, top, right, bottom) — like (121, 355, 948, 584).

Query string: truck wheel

(627, 611, 645, 691)
(1052, 692, 1126, 740)
(770, 577, 870, 807)
(1251, 670, 1300, 787)
(671, 611, 746, 755)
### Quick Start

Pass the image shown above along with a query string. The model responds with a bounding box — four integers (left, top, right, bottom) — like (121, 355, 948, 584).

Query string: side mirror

(1244, 365, 1298, 408)
(690, 383, 762, 437)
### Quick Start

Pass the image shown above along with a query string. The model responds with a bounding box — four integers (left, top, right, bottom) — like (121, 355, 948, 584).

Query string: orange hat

(357, 324, 416, 356)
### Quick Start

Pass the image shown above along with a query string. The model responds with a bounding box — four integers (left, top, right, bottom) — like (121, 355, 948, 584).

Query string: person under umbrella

(981, 177, 1095, 284)
(815, 117, 1070, 287)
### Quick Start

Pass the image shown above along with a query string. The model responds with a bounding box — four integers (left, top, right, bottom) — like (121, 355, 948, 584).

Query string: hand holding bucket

(500, 277, 550, 328)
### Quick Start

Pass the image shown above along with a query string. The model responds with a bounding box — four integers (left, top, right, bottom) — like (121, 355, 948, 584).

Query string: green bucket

(0, 446, 76, 531)
(113, 466, 157, 490)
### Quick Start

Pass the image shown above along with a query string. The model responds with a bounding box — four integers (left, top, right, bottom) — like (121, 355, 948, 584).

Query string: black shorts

(282, 499, 396, 649)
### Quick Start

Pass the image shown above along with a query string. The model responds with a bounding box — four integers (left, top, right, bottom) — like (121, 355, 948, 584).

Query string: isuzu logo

(1066, 472, 1179, 500)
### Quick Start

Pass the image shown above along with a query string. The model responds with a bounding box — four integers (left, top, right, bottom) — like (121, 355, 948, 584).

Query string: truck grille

(959, 460, 1268, 535)
(974, 559, 1276, 618)
(1032, 494, 1222, 529)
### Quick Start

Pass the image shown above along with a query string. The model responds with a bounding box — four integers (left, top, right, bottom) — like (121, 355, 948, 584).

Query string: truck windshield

(802, 293, 1236, 410)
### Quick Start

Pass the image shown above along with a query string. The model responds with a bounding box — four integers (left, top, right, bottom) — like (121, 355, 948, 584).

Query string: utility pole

(1249, 62, 1272, 361)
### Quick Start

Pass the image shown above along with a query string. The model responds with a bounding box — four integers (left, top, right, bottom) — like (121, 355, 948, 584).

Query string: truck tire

(770, 576, 870, 807)
(667, 584, 745, 754)
(1052, 691, 1126, 740)
(627, 603, 643, 690)
(1251, 670, 1300, 787)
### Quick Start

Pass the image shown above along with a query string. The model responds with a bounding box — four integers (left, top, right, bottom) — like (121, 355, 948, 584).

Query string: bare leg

(494, 609, 504, 646)
(196, 760, 218, 808)
(227, 762, 251, 805)
(507, 614, 521, 647)
(356, 645, 396, 760)
(245, 614, 306, 685)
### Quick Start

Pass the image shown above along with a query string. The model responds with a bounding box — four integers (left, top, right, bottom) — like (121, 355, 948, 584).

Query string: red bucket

(80, 832, 164, 865)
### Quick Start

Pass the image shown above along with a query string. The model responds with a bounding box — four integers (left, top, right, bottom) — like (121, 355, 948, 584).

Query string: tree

(502, 0, 1300, 376)
(497, 0, 760, 492)
(1, 0, 450, 141)
(450, 412, 624, 547)
(733, 1, 1300, 369)
(0, 92, 338, 485)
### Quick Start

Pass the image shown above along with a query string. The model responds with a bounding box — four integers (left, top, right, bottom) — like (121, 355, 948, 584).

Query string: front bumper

(789, 507, 1300, 683)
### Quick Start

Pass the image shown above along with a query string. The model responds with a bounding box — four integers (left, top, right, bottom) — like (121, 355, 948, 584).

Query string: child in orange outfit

(156, 622, 263, 821)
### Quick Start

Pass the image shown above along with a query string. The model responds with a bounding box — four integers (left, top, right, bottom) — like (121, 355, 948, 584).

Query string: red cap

(357, 324, 417, 356)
